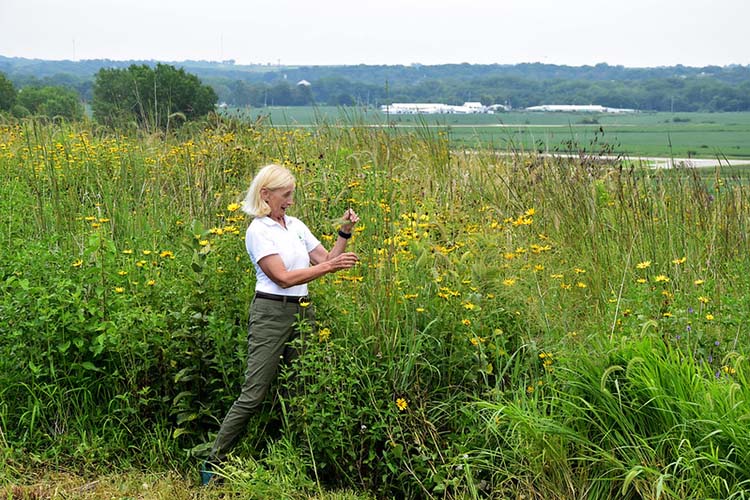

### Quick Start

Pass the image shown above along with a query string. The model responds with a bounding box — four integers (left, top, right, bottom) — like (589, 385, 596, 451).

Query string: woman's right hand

(329, 251, 359, 272)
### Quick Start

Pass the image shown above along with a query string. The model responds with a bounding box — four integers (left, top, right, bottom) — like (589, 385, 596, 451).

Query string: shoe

(200, 461, 218, 486)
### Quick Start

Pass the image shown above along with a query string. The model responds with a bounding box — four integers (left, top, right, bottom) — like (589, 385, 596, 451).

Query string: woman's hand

(340, 208, 359, 233)
(328, 251, 359, 271)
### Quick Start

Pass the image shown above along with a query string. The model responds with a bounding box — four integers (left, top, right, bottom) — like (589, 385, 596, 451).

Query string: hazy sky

(1, 0, 747, 67)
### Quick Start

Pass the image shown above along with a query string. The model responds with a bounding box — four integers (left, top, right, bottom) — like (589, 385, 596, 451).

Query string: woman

(203, 163, 359, 484)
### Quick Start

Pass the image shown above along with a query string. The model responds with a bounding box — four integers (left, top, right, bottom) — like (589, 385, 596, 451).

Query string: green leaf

(173, 428, 191, 439)
(174, 367, 195, 383)
(622, 466, 643, 495)
(172, 390, 195, 405)
(176, 412, 198, 425)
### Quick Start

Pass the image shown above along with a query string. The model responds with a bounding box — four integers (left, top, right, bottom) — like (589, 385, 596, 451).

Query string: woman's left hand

(341, 208, 359, 233)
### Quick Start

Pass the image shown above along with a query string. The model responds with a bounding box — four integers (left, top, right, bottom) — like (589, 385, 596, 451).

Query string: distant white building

(525, 104, 636, 113)
(381, 102, 500, 115)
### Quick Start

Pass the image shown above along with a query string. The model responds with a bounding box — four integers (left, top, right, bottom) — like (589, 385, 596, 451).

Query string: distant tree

(267, 82, 293, 106)
(334, 93, 355, 106)
(16, 86, 83, 120)
(11, 104, 30, 118)
(0, 72, 16, 111)
(92, 63, 218, 130)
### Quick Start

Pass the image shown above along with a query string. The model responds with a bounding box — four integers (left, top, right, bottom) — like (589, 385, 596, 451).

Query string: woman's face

(263, 184, 295, 220)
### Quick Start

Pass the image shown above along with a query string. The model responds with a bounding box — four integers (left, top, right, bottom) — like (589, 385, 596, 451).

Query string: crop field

(226, 106, 750, 161)
(3, 117, 750, 498)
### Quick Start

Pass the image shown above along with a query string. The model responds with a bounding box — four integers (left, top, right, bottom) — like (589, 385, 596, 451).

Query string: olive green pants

(209, 296, 314, 462)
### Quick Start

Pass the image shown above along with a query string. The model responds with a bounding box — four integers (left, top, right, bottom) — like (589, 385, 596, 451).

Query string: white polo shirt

(245, 215, 321, 296)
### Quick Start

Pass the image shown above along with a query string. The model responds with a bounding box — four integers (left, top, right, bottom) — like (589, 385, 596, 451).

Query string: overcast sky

(1, 0, 747, 68)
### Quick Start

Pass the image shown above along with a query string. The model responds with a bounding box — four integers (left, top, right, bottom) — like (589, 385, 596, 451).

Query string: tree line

(209, 75, 750, 111)
(2, 56, 750, 123)
(1, 64, 217, 128)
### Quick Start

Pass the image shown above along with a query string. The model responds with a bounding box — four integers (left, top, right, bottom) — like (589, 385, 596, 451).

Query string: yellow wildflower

(318, 328, 331, 342)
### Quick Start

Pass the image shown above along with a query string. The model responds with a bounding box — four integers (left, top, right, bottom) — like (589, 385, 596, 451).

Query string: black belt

(255, 291, 310, 304)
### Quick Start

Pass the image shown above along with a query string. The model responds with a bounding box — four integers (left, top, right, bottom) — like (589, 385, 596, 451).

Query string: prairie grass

(1, 114, 750, 498)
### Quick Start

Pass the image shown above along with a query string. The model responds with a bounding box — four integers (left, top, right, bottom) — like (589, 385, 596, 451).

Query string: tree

(92, 63, 218, 130)
(16, 86, 83, 120)
(0, 72, 16, 111)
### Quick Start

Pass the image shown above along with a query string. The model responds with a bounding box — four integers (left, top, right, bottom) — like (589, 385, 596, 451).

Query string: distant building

(381, 102, 503, 115)
(524, 104, 636, 113)
(296, 79, 311, 87)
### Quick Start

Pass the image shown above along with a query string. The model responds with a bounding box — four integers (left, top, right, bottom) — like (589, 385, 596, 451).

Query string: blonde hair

(241, 164, 296, 217)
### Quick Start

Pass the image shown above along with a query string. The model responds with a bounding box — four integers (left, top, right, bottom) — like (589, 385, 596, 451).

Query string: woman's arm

(258, 249, 358, 289)
(258, 208, 360, 289)
(309, 208, 359, 265)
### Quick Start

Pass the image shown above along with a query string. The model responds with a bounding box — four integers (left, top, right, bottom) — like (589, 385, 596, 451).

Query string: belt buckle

(297, 296, 310, 305)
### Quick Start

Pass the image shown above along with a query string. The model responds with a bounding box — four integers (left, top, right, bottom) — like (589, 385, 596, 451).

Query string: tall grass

(1, 114, 750, 498)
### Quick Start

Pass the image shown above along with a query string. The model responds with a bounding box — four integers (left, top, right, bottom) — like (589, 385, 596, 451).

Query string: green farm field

(225, 106, 750, 161)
